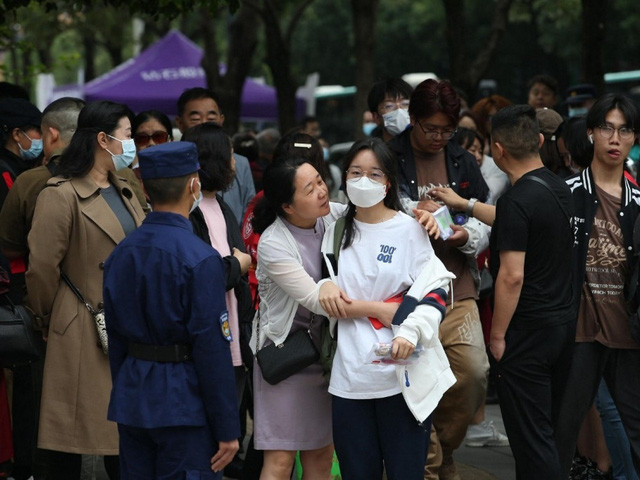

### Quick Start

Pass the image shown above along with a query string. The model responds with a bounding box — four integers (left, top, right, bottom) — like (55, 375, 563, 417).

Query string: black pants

(555, 342, 640, 478)
(46, 451, 119, 480)
(10, 352, 46, 480)
(495, 322, 574, 480)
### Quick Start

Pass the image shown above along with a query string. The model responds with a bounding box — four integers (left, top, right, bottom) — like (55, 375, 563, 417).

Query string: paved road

(81, 404, 515, 480)
(453, 403, 515, 480)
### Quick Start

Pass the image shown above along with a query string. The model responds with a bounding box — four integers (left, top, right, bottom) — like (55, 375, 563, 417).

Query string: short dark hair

(409, 79, 460, 127)
(42, 97, 86, 143)
(341, 138, 402, 248)
(454, 127, 484, 152)
(272, 131, 328, 180)
(256, 128, 281, 157)
(132, 110, 174, 140)
(144, 173, 193, 205)
(177, 88, 221, 117)
(233, 132, 260, 164)
(585, 93, 640, 132)
(182, 122, 234, 192)
(251, 156, 311, 234)
(527, 74, 558, 95)
(491, 104, 540, 159)
(560, 117, 592, 169)
(367, 78, 413, 113)
(58, 100, 134, 178)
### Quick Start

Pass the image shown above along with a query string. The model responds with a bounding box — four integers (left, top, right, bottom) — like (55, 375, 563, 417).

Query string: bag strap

(524, 175, 572, 224)
(60, 271, 98, 315)
(326, 216, 347, 276)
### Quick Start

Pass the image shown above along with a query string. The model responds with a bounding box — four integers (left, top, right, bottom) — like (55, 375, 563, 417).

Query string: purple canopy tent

(82, 30, 305, 121)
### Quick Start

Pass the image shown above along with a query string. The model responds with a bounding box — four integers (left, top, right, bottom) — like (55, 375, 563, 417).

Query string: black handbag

(0, 298, 44, 366)
(255, 312, 319, 385)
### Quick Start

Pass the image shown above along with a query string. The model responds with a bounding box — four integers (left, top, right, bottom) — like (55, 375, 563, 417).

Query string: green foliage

(0, 0, 239, 17)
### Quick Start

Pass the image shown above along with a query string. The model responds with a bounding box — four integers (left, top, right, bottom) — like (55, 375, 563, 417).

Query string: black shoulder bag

(0, 295, 44, 365)
(255, 309, 319, 386)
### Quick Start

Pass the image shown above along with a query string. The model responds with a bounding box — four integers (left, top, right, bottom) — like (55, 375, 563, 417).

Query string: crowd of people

(0, 71, 638, 480)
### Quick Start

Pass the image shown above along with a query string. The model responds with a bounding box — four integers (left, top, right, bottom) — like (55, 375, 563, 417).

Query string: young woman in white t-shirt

(249, 155, 406, 480)
(321, 138, 455, 480)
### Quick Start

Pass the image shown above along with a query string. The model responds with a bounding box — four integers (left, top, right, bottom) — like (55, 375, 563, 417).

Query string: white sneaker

(465, 420, 510, 447)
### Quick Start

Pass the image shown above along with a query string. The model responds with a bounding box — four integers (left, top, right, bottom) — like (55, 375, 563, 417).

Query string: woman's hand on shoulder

(319, 281, 351, 318)
(392, 337, 415, 360)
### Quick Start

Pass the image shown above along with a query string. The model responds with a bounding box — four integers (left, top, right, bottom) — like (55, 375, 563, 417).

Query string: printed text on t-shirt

(377, 245, 396, 264)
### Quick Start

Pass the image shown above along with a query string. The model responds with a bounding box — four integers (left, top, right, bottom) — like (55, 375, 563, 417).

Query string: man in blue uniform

(103, 141, 240, 479)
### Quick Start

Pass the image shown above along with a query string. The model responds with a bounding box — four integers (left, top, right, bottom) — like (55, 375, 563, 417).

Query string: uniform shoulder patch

(219, 311, 232, 341)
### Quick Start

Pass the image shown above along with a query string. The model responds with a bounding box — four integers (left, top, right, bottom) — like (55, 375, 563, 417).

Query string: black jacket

(190, 195, 255, 366)
(566, 167, 640, 307)
(388, 127, 489, 205)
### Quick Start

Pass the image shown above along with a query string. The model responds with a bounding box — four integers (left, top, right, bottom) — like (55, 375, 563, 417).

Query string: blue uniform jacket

(103, 211, 240, 442)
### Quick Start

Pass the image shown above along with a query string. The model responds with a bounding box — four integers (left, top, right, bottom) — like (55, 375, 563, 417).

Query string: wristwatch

(466, 198, 478, 217)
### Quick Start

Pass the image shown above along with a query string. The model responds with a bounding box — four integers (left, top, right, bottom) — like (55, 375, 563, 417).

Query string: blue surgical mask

(18, 131, 43, 161)
(323, 147, 330, 161)
(568, 107, 588, 118)
(362, 122, 377, 136)
(106, 135, 137, 170)
(189, 178, 203, 214)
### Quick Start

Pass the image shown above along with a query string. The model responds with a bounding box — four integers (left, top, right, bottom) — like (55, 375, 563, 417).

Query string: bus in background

(314, 85, 356, 145)
(604, 69, 640, 104)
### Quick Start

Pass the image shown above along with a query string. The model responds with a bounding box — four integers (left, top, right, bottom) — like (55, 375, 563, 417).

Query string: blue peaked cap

(137, 141, 200, 179)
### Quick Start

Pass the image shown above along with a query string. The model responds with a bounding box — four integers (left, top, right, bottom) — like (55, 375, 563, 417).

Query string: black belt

(128, 343, 192, 362)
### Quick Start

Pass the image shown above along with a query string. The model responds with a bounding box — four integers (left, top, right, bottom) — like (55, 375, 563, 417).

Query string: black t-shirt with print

(490, 167, 575, 329)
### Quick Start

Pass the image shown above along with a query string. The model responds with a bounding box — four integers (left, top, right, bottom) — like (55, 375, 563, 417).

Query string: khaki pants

(424, 299, 489, 480)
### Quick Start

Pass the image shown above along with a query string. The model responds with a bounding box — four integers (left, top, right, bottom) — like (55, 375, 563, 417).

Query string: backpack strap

(326, 216, 346, 276)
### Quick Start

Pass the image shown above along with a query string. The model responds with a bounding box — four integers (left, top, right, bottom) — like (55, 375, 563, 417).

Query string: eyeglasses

(596, 125, 636, 141)
(346, 167, 387, 182)
(134, 131, 169, 147)
(379, 99, 410, 115)
(416, 120, 457, 141)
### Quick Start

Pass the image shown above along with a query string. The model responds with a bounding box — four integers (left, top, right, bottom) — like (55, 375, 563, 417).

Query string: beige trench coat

(26, 171, 145, 455)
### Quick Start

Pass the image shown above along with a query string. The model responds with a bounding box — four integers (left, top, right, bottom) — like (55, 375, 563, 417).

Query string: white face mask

(382, 108, 410, 136)
(346, 176, 387, 208)
(189, 178, 202, 214)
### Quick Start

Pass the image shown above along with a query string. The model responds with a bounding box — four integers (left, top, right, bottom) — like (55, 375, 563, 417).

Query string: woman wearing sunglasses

(132, 110, 173, 151)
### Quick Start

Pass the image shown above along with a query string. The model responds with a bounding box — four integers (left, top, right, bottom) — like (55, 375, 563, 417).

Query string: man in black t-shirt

(489, 105, 575, 480)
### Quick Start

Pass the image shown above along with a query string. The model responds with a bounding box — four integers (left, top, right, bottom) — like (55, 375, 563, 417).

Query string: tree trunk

(82, 32, 96, 82)
(262, 3, 296, 133)
(105, 45, 123, 69)
(351, 0, 379, 140)
(581, 0, 606, 94)
(200, 4, 259, 135)
(444, 0, 514, 100)
(444, 0, 467, 87)
(256, 0, 314, 134)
